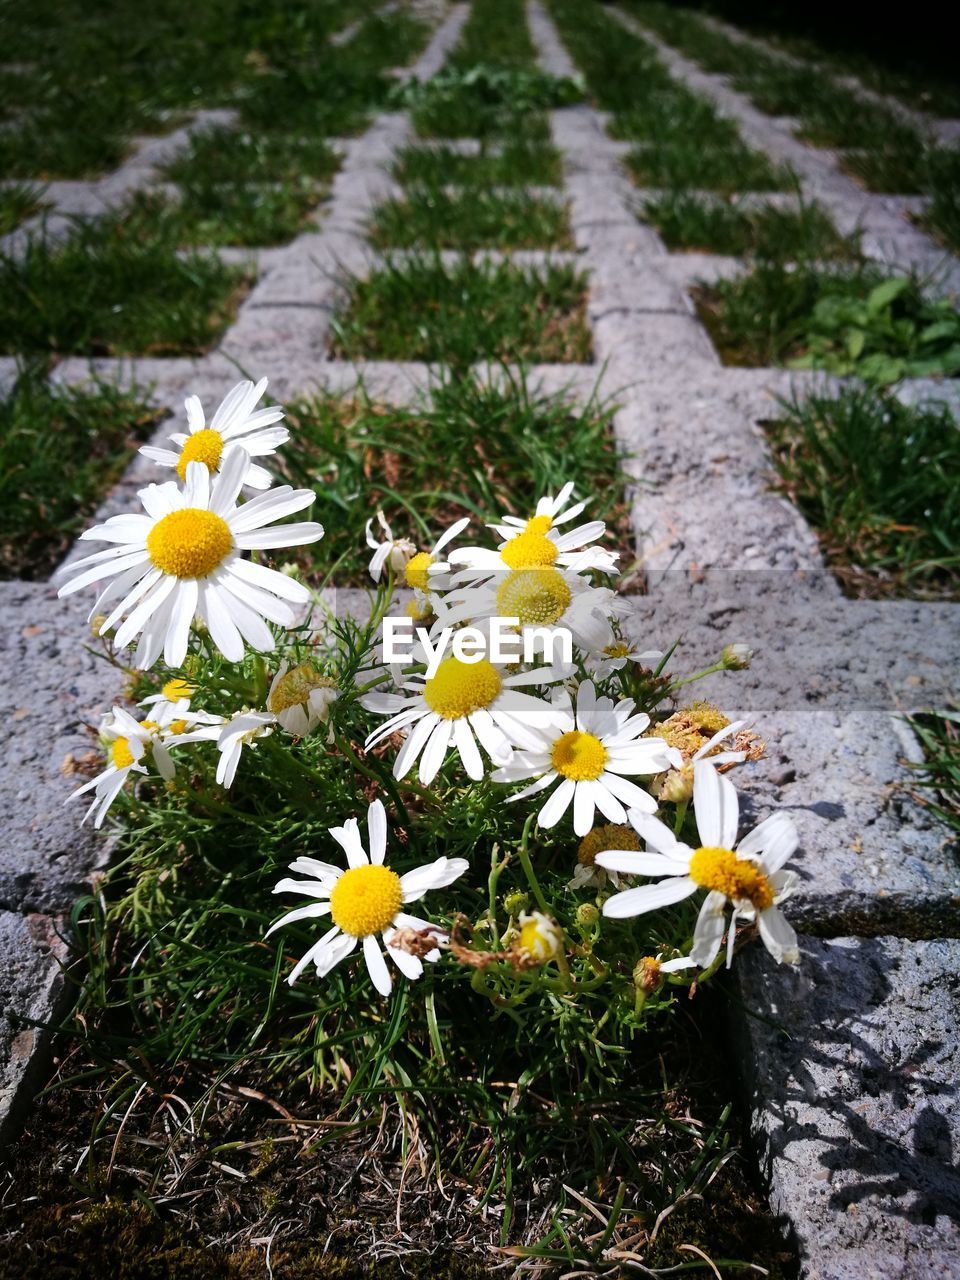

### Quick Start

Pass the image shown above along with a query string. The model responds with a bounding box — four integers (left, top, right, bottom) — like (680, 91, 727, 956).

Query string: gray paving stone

(736, 935, 960, 1277)
(0, 910, 70, 1145)
(0, 585, 122, 914)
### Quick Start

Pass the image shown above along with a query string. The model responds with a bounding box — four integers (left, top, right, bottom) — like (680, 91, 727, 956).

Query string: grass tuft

(0, 213, 250, 356)
(393, 141, 563, 189)
(369, 188, 571, 251)
(644, 191, 860, 260)
(330, 256, 592, 365)
(763, 387, 960, 598)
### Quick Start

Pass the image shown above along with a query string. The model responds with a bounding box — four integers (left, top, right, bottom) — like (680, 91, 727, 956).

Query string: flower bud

(722, 643, 752, 670)
(658, 763, 693, 804)
(633, 956, 663, 994)
(575, 903, 599, 929)
(90, 614, 108, 637)
(503, 890, 529, 916)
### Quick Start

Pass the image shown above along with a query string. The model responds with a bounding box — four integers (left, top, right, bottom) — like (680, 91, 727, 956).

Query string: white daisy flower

(267, 660, 338, 737)
(267, 799, 469, 995)
(365, 510, 417, 582)
(362, 654, 570, 785)
(56, 448, 324, 670)
(396, 517, 471, 597)
(515, 911, 565, 964)
(70, 704, 205, 827)
(491, 680, 681, 837)
(584, 643, 665, 681)
(447, 482, 618, 580)
(140, 377, 288, 490)
(598, 761, 800, 968)
(433, 569, 625, 656)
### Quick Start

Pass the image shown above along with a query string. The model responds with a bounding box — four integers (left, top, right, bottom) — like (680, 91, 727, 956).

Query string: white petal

(265, 901, 332, 936)
(367, 799, 387, 865)
(363, 934, 393, 996)
(690, 892, 728, 968)
(453, 718, 484, 781)
(163, 577, 198, 668)
(200, 580, 245, 662)
(738, 813, 799, 874)
(757, 907, 800, 965)
(419, 719, 452, 785)
(602, 877, 696, 918)
(693, 761, 739, 849)
(400, 855, 468, 902)
(538, 777, 575, 828)
(328, 817, 367, 869)
(595, 850, 686, 876)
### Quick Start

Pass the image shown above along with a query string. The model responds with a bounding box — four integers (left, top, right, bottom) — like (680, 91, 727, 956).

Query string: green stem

(516, 812, 550, 915)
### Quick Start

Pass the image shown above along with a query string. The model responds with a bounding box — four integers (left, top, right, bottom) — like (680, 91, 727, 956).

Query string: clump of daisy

(57, 449, 323, 669)
(268, 799, 468, 995)
(598, 761, 800, 968)
(140, 377, 288, 490)
(492, 681, 680, 836)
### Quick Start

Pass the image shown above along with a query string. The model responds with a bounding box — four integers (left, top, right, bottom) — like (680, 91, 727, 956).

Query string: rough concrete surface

(738, 936, 960, 1278)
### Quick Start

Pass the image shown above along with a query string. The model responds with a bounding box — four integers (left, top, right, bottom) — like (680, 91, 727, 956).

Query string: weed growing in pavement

(274, 374, 628, 584)
(0, 213, 249, 356)
(695, 262, 960, 382)
(644, 191, 860, 260)
(369, 188, 572, 251)
(907, 711, 960, 835)
(162, 128, 341, 186)
(329, 256, 593, 365)
(0, 368, 162, 579)
(920, 147, 960, 253)
(124, 181, 324, 249)
(39, 364, 798, 1274)
(764, 387, 960, 599)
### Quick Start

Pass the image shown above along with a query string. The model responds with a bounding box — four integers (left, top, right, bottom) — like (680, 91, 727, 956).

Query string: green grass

(394, 141, 564, 188)
(547, 0, 790, 192)
(369, 189, 572, 251)
(330, 256, 592, 365)
(240, 11, 429, 137)
(763, 388, 960, 598)
(125, 181, 324, 249)
(0, 215, 250, 356)
(0, 0, 392, 180)
(275, 374, 627, 582)
(162, 127, 340, 186)
(0, 181, 46, 235)
(0, 369, 163, 578)
(628, 2, 932, 193)
(627, 139, 792, 193)
(694, 262, 960, 381)
(841, 145, 932, 195)
(907, 712, 960, 835)
(644, 191, 860, 259)
(401, 0, 578, 139)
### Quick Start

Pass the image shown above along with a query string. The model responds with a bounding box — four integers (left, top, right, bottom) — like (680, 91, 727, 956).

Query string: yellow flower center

(501, 530, 558, 570)
(146, 508, 233, 579)
(110, 737, 135, 769)
(423, 657, 502, 720)
(405, 596, 433, 622)
(162, 677, 194, 702)
(688, 846, 774, 911)
(404, 550, 434, 592)
(176, 428, 224, 481)
(551, 730, 607, 781)
(167, 719, 188, 735)
(495, 568, 571, 628)
(524, 514, 553, 535)
(268, 662, 330, 713)
(604, 642, 630, 658)
(329, 864, 402, 937)
(578, 822, 639, 867)
(685, 701, 729, 734)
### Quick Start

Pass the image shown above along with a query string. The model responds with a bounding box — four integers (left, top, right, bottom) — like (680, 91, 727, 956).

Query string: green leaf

(866, 276, 909, 315)
(857, 353, 905, 384)
(845, 328, 866, 360)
